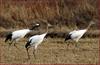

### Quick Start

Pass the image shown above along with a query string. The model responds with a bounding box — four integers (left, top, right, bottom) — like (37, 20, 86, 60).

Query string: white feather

(70, 29, 87, 42)
(29, 33, 47, 47)
(12, 29, 31, 41)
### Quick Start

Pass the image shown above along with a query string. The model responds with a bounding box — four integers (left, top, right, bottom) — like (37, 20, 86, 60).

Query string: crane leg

(75, 39, 80, 48)
(26, 47, 30, 59)
(7, 40, 14, 51)
(33, 48, 36, 59)
(75, 42, 80, 48)
(14, 43, 20, 50)
(9, 40, 13, 46)
(33, 45, 38, 59)
(13, 41, 20, 50)
(75, 43, 78, 48)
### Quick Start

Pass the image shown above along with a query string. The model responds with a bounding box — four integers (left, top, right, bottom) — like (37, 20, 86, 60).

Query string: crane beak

(34, 24, 40, 30)
(47, 23, 52, 27)
(30, 23, 40, 30)
(90, 21, 95, 24)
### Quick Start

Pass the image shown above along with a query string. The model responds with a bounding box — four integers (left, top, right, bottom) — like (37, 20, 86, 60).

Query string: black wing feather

(25, 39, 32, 48)
(65, 34, 72, 41)
(5, 33, 12, 42)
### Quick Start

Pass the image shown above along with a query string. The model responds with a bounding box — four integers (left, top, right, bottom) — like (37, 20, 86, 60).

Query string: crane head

(30, 23, 40, 30)
(35, 23, 40, 26)
(34, 23, 40, 27)
(47, 23, 52, 27)
(90, 21, 95, 25)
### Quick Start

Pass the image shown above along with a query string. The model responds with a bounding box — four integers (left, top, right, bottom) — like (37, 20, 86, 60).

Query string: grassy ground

(0, 37, 99, 64)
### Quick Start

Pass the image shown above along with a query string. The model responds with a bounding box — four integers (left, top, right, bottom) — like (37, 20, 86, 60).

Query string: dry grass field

(0, 0, 99, 64)
(0, 37, 99, 64)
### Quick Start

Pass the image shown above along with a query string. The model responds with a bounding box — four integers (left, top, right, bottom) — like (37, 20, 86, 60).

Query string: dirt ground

(0, 37, 99, 64)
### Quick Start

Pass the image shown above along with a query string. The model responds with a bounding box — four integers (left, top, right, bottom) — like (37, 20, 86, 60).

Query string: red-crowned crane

(25, 23, 51, 59)
(5, 24, 40, 47)
(65, 21, 95, 47)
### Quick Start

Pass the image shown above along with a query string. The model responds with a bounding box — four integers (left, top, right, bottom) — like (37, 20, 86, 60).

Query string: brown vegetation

(0, 0, 99, 38)
(0, 0, 98, 29)
(0, 0, 99, 64)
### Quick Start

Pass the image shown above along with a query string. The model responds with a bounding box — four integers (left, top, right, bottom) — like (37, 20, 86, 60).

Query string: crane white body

(65, 21, 95, 42)
(70, 29, 87, 42)
(26, 32, 47, 49)
(5, 24, 40, 47)
(65, 29, 87, 42)
(25, 32, 47, 59)
(11, 29, 31, 41)
(25, 23, 50, 59)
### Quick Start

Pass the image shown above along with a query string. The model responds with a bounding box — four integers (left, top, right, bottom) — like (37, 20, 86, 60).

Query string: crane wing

(12, 29, 30, 38)
(71, 30, 87, 40)
(29, 35, 43, 45)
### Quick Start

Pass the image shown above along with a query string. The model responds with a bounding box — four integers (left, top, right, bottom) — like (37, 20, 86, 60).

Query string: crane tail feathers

(25, 40, 31, 48)
(5, 33, 12, 42)
(65, 34, 71, 41)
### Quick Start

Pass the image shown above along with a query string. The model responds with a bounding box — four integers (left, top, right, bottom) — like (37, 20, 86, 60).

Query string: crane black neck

(86, 22, 93, 30)
(29, 26, 39, 30)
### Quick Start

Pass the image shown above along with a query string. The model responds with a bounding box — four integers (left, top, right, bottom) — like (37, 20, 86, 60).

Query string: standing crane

(64, 21, 95, 47)
(5, 23, 40, 47)
(25, 23, 50, 59)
